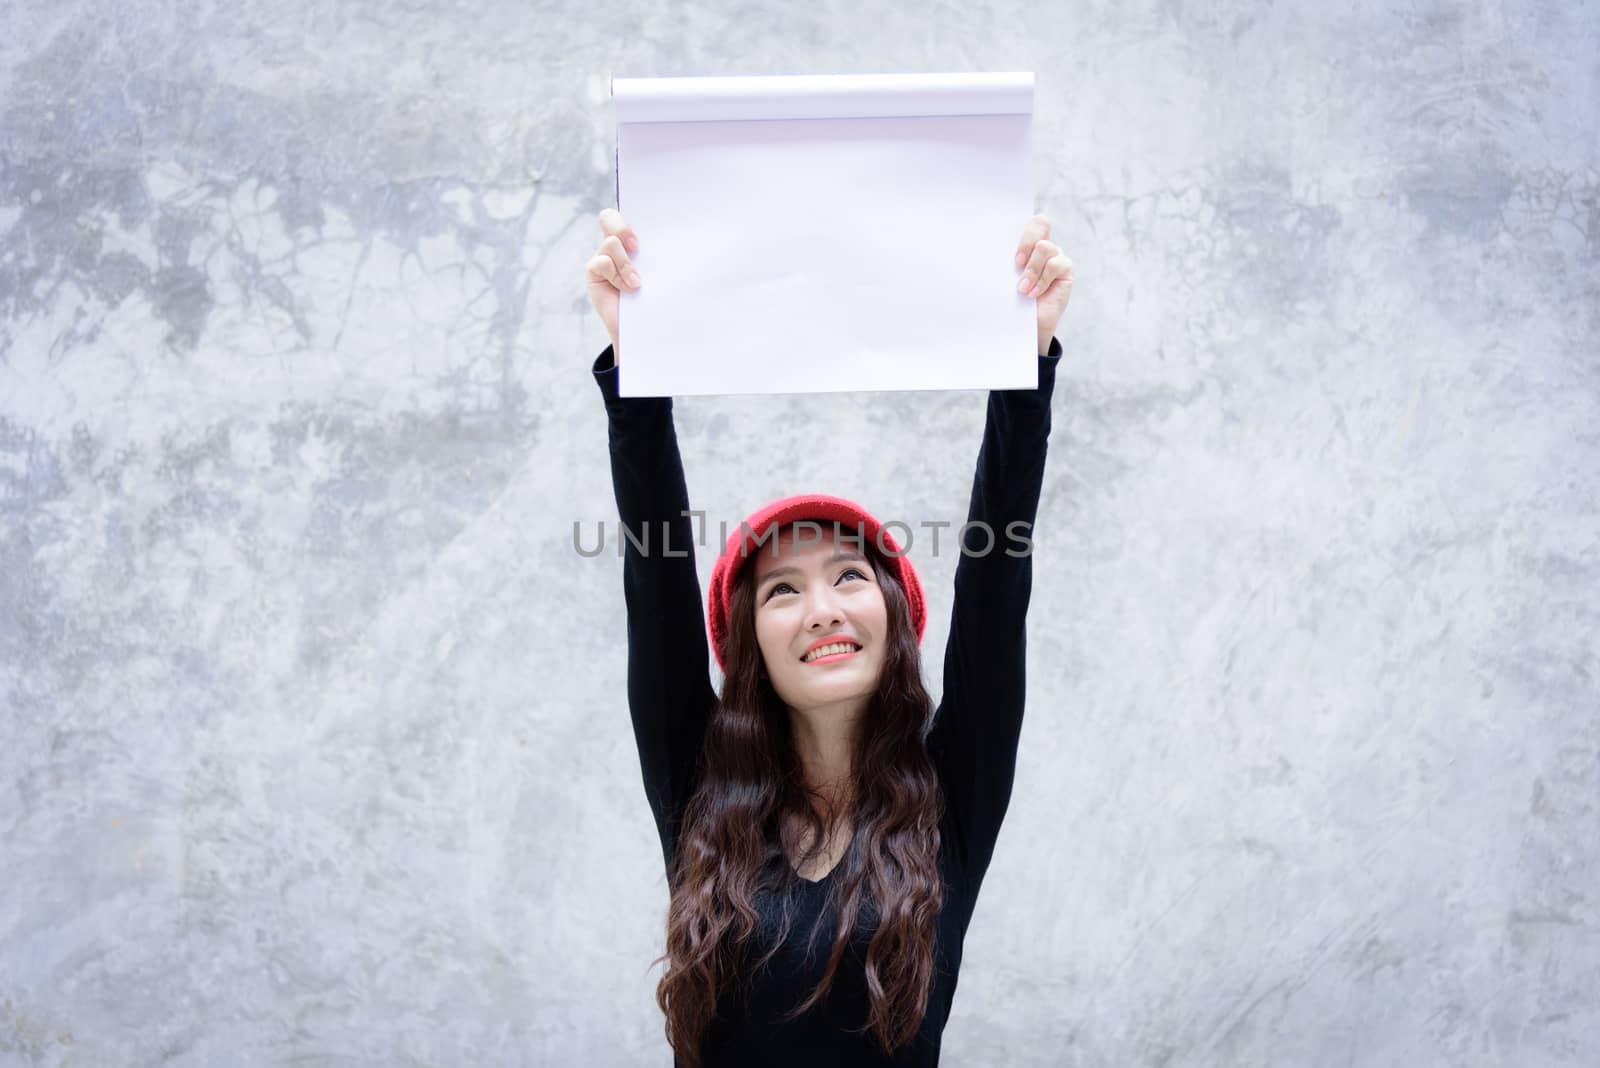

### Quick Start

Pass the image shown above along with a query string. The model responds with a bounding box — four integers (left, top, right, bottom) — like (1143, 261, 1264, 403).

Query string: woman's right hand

(583, 208, 643, 362)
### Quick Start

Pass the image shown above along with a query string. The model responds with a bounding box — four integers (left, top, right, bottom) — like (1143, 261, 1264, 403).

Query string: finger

(1032, 254, 1074, 297)
(1018, 239, 1060, 296)
(1014, 213, 1051, 268)
(585, 251, 628, 291)
(598, 208, 640, 254)
(597, 235, 642, 288)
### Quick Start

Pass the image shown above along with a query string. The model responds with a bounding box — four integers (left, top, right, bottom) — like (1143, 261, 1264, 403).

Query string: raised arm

(925, 336, 1062, 891)
(585, 205, 719, 872)
(592, 343, 717, 871)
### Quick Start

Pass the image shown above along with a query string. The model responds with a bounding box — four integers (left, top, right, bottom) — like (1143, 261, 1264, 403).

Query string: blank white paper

(611, 72, 1037, 398)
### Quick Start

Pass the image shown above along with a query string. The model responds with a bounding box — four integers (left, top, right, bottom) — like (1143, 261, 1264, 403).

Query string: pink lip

(804, 649, 859, 665)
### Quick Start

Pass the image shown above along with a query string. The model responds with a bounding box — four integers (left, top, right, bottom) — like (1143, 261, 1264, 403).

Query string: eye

(762, 568, 868, 602)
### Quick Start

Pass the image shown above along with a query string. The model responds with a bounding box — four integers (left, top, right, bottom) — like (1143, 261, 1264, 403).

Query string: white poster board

(611, 72, 1037, 398)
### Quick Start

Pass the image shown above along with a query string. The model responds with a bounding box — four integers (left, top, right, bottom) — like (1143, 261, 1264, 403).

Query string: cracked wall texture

(1, 1, 1597, 1066)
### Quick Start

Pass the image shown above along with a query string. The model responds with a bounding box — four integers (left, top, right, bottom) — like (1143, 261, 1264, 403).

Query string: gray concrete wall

(1, 2, 1596, 1065)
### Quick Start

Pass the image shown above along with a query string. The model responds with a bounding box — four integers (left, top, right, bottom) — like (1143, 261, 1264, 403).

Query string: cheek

(753, 608, 790, 661)
(865, 591, 890, 633)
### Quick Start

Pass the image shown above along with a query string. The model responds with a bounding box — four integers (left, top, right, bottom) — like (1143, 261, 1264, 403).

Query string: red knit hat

(706, 494, 927, 672)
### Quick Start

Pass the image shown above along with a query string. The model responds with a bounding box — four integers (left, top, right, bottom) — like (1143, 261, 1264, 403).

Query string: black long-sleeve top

(593, 337, 1062, 1066)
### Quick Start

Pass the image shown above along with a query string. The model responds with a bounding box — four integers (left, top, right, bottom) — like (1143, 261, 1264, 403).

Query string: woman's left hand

(1014, 214, 1075, 356)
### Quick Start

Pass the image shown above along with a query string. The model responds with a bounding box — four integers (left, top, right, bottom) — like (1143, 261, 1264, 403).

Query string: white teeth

(803, 642, 859, 663)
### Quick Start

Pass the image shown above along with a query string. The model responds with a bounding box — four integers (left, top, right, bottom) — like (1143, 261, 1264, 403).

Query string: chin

(782, 674, 855, 696)
(809, 677, 875, 700)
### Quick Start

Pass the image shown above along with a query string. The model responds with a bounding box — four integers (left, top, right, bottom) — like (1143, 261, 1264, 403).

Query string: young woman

(583, 208, 1074, 1066)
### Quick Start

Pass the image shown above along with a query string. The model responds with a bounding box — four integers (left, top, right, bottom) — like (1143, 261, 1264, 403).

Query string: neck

(787, 696, 866, 812)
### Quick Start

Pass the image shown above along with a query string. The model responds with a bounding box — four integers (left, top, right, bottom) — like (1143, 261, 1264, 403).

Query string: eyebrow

(755, 550, 870, 588)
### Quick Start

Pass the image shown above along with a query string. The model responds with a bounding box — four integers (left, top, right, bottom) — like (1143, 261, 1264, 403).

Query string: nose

(802, 585, 844, 630)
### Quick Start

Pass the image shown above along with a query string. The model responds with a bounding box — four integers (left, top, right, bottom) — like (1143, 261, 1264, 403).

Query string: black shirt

(592, 338, 1062, 1065)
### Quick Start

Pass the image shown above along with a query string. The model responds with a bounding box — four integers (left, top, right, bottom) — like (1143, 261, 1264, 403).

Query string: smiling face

(749, 523, 889, 715)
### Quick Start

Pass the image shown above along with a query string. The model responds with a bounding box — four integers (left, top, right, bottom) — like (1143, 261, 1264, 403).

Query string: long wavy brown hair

(650, 522, 946, 1063)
